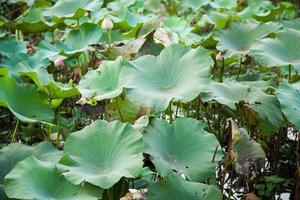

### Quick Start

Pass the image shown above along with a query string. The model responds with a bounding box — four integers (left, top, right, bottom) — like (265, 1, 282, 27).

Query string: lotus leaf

(57, 120, 144, 189)
(147, 172, 222, 200)
(0, 68, 54, 123)
(43, 0, 103, 19)
(201, 81, 283, 134)
(78, 57, 124, 101)
(143, 118, 221, 181)
(215, 21, 280, 57)
(56, 23, 103, 55)
(120, 44, 214, 111)
(4, 156, 102, 200)
(276, 82, 300, 130)
(251, 28, 300, 71)
(0, 142, 61, 199)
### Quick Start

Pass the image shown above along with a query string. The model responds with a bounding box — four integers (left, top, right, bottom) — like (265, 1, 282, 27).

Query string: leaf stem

(11, 119, 19, 143)
(108, 30, 112, 47)
(236, 57, 242, 81)
(168, 102, 173, 123)
(219, 59, 225, 82)
(289, 64, 292, 83)
(116, 97, 124, 122)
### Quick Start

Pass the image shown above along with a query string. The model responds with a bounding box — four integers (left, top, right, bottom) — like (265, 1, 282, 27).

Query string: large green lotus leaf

(215, 21, 280, 57)
(57, 120, 144, 189)
(144, 118, 221, 181)
(0, 38, 26, 57)
(120, 44, 214, 112)
(201, 81, 283, 134)
(110, 9, 147, 29)
(251, 29, 300, 71)
(0, 142, 61, 200)
(43, 0, 103, 19)
(147, 172, 222, 200)
(4, 156, 102, 200)
(19, 67, 79, 99)
(0, 68, 54, 123)
(56, 23, 103, 55)
(78, 57, 123, 101)
(276, 82, 300, 130)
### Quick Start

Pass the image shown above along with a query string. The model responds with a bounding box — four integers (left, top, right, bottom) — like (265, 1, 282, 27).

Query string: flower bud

(54, 58, 65, 67)
(216, 52, 224, 62)
(102, 16, 113, 30)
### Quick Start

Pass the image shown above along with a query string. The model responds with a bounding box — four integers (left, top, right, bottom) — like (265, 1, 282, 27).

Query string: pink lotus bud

(216, 52, 224, 62)
(54, 58, 65, 67)
(102, 16, 113, 30)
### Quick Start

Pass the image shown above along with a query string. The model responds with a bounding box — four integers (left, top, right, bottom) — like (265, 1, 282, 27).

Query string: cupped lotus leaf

(78, 57, 123, 101)
(0, 38, 26, 57)
(4, 156, 102, 200)
(230, 121, 266, 174)
(120, 44, 214, 111)
(143, 118, 221, 181)
(43, 0, 103, 19)
(57, 120, 144, 189)
(147, 172, 222, 200)
(215, 21, 280, 57)
(251, 29, 300, 70)
(276, 82, 300, 130)
(0, 142, 61, 199)
(19, 67, 79, 99)
(110, 9, 147, 29)
(201, 81, 283, 134)
(0, 68, 54, 123)
(56, 23, 103, 55)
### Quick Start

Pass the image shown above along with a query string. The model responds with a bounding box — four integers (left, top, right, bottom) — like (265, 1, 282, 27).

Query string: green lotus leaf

(15, 8, 54, 34)
(120, 44, 214, 112)
(19, 67, 79, 99)
(215, 21, 280, 57)
(251, 29, 300, 70)
(0, 38, 27, 57)
(276, 82, 300, 130)
(209, 0, 237, 9)
(253, 2, 296, 22)
(43, 0, 103, 19)
(0, 68, 54, 123)
(4, 156, 102, 200)
(78, 57, 123, 101)
(181, 0, 210, 11)
(237, 0, 274, 21)
(143, 118, 221, 181)
(281, 19, 300, 31)
(164, 16, 204, 46)
(201, 81, 283, 134)
(110, 8, 147, 29)
(0, 142, 61, 199)
(57, 120, 144, 189)
(1, 41, 60, 78)
(147, 172, 222, 200)
(56, 23, 103, 55)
